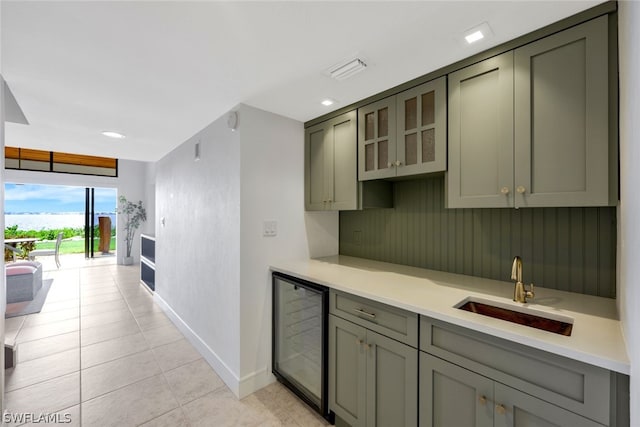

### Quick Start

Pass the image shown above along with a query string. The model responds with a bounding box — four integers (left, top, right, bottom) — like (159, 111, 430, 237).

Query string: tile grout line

(78, 265, 138, 425)
(116, 270, 195, 427)
(112, 269, 188, 427)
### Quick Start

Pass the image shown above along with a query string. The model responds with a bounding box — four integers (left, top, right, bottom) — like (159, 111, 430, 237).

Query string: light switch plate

(263, 220, 277, 237)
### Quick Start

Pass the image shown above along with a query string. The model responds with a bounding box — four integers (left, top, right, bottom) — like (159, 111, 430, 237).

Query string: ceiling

(1, 1, 603, 162)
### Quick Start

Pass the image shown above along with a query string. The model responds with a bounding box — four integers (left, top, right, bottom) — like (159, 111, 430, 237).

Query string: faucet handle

(526, 283, 535, 300)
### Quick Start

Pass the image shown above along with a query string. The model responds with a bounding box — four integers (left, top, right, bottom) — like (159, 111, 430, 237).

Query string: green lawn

(35, 238, 116, 254)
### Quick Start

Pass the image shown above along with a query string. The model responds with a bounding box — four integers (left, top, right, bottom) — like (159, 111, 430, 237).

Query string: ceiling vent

(328, 58, 367, 81)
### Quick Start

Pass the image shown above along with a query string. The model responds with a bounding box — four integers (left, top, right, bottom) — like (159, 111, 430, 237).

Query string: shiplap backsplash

(339, 176, 617, 298)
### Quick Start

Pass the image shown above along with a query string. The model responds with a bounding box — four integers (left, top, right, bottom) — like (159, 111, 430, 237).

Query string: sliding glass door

(84, 187, 116, 259)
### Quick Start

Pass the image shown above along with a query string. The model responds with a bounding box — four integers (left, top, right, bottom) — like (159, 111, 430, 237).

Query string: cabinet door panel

(514, 16, 609, 207)
(332, 111, 358, 210)
(305, 125, 328, 210)
(329, 315, 367, 427)
(359, 98, 397, 180)
(420, 353, 493, 427)
(397, 77, 446, 177)
(305, 111, 358, 211)
(447, 52, 514, 208)
(367, 331, 417, 427)
(494, 383, 603, 427)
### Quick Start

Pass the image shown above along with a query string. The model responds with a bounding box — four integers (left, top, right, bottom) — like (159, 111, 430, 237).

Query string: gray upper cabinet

(447, 52, 514, 208)
(448, 15, 614, 208)
(305, 110, 358, 211)
(358, 97, 397, 181)
(396, 77, 447, 178)
(514, 16, 610, 207)
(359, 77, 446, 181)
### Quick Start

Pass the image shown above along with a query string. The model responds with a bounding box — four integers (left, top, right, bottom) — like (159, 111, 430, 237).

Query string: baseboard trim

(239, 367, 276, 398)
(153, 292, 242, 397)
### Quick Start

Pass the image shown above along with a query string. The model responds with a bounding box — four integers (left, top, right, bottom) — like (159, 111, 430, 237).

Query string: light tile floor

(4, 257, 330, 426)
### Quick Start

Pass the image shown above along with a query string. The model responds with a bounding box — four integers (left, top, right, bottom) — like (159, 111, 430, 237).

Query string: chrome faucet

(511, 256, 534, 303)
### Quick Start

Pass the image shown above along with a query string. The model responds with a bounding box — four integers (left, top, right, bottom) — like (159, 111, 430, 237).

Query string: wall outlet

(263, 220, 277, 237)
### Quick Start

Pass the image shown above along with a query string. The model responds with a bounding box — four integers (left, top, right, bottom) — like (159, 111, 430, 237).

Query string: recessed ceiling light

(465, 30, 484, 44)
(101, 131, 125, 139)
(463, 22, 493, 45)
(321, 99, 335, 107)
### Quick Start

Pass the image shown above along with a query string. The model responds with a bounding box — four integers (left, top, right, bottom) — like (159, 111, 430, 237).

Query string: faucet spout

(511, 256, 534, 303)
(511, 256, 522, 283)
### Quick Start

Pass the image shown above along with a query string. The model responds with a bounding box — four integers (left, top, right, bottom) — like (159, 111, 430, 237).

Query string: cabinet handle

(478, 395, 487, 405)
(353, 308, 376, 319)
(395, 160, 402, 167)
(355, 339, 364, 346)
(495, 404, 506, 415)
(516, 186, 526, 194)
(500, 187, 510, 195)
(327, 199, 332, 203)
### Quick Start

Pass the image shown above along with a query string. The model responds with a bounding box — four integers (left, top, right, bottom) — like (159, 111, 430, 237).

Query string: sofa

(6, 261, 43, 303)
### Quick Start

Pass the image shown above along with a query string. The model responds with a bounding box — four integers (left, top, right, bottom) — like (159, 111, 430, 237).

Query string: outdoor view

(4, 183, 117, 261)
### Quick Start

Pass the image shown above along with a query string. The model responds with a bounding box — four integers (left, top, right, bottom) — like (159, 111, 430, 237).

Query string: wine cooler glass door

(273, 275, 327, 413)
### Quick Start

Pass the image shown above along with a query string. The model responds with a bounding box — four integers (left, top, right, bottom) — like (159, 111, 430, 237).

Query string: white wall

(237, 104, 323, 395)
(5, 159, 150, 264)
(618, 0, 640, 422)
(154, 113, 243, 388)
(153, 104, 339, 397)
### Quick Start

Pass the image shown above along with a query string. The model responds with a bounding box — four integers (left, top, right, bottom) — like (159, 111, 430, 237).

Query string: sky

(5, 183, 117, 213)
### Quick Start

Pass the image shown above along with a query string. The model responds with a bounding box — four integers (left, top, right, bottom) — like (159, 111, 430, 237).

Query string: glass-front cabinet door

(358, 97, 397, 181)
(396, 77, 446, 177)
(358, 78, 446, 181)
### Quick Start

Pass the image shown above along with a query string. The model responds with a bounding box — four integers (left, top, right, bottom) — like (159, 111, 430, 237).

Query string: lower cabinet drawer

(329, 290, 418, 347)
(420, 317, 612, 425)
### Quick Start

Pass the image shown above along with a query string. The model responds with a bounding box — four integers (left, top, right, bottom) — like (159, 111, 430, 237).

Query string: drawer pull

(495, 404, 506, 415)
(478, 395, 487, 405)
(353, 308, 376, 319)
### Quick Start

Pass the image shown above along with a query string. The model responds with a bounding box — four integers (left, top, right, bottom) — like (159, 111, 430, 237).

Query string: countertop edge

(270, 259, 630, 375)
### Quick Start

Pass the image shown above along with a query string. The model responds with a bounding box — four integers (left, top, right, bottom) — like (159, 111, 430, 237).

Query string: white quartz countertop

(270, 255, 630, 375)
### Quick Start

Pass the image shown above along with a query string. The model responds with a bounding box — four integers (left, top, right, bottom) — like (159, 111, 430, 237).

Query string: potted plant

(118, 195, 147, 265)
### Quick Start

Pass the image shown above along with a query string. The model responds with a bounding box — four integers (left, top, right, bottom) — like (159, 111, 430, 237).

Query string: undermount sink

(456, 297, 573, 336)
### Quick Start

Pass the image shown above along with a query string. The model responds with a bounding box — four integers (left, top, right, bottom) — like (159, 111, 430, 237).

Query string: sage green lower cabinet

(494, 383, 603, 427)
(329, 315, 366, 426)
(420, 353, 493, 427)
(419, 317, 626, 426)
(329, 314, 418, 427)
(323, 290, 625, 427)
(419, 353, 603, 427)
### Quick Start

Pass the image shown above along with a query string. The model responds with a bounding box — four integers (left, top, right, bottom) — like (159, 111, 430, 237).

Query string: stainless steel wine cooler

(272, 272, 332, 422)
